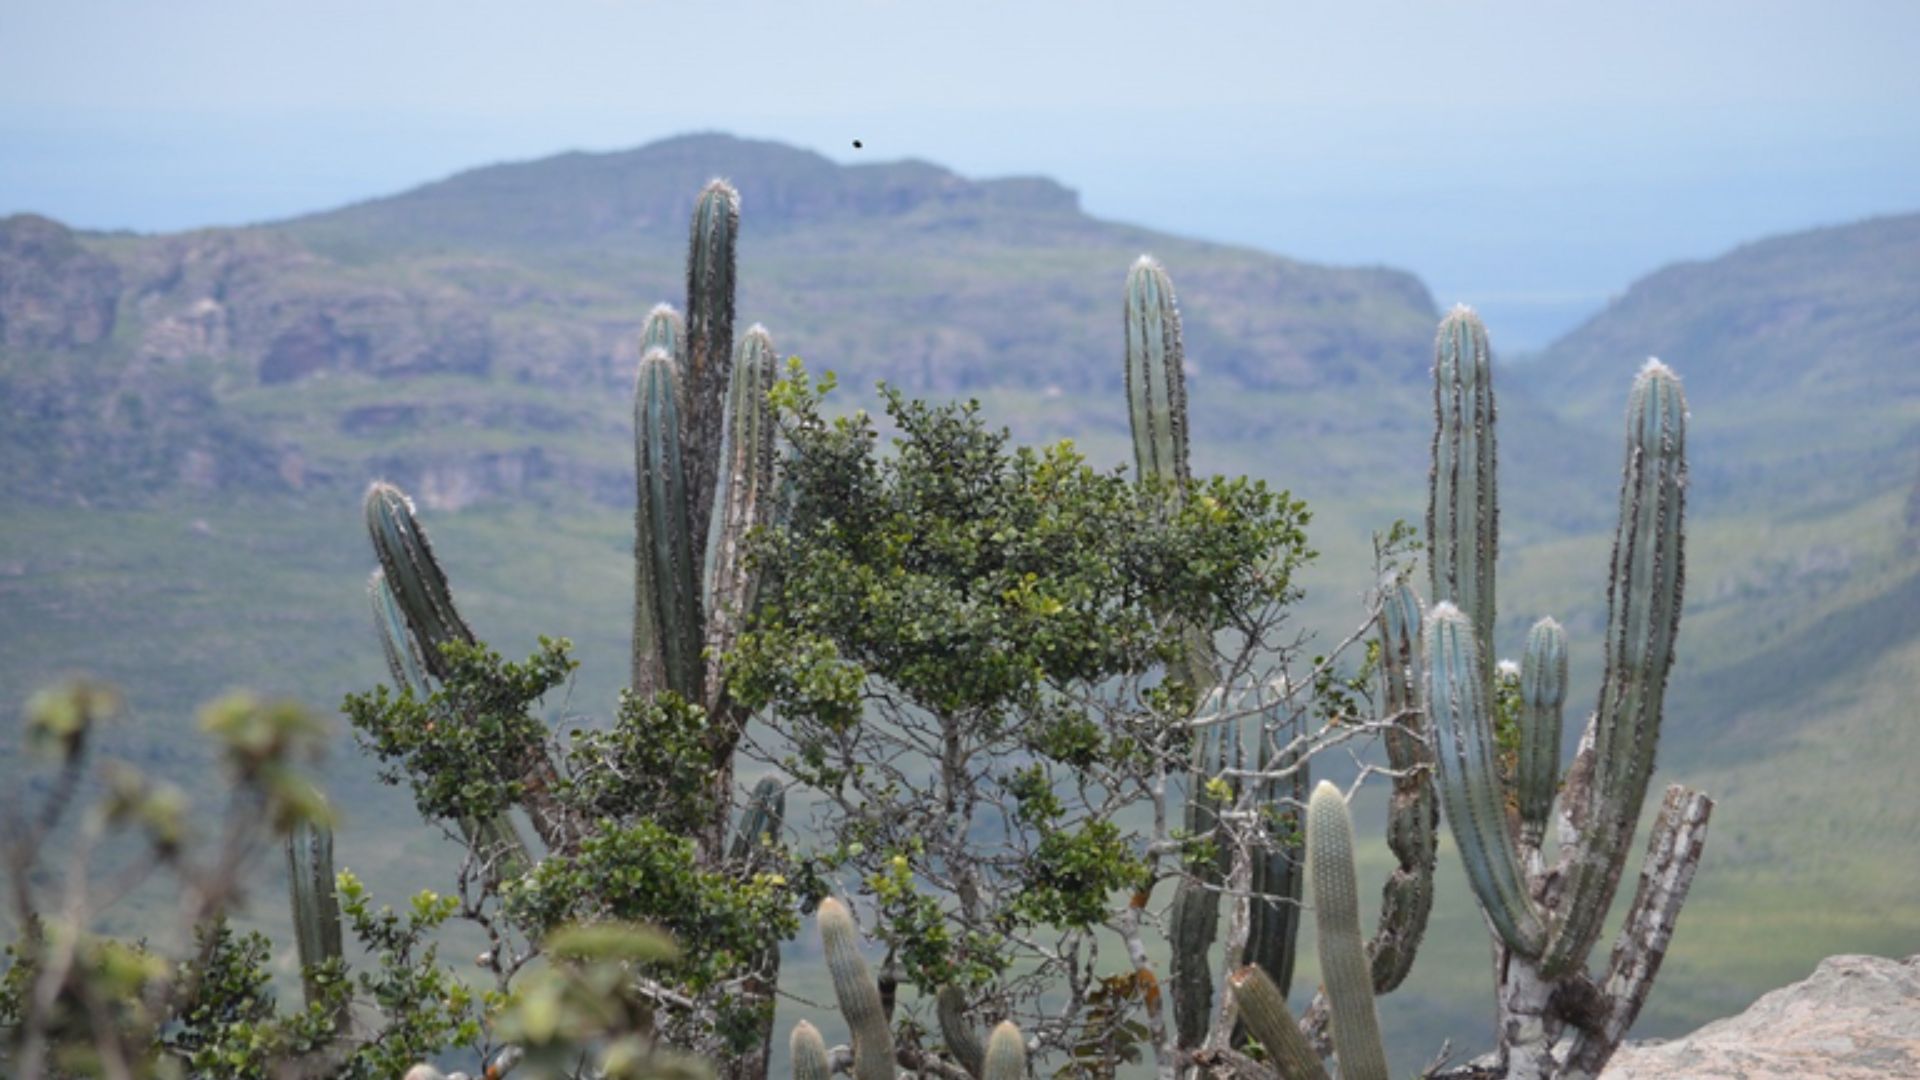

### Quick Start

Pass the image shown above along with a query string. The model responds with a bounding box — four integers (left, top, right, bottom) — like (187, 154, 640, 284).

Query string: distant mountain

(0, 133, 1439, 509)
(1522, 212, 1920, 419)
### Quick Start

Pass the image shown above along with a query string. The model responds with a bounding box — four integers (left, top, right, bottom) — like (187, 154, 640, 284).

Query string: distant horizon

(7, 1, 1917, 349)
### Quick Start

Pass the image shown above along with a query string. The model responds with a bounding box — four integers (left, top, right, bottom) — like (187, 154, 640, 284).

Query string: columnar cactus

(790, 1021, 832, 1080)
(936, 985, 986, 1078)
(1308, 782, 1389, 1080)
(818, 898, 896, 1080)
(1414, 311, 1709, 1078)
(632, 344, 703, 699)
(982, 1021, 1027, 1080)
(285, 817, 344, 1018)
(1516, 617, 1567, 851)
(1228, 965, 1328, 1080)
(1366, 577, 1436, 993)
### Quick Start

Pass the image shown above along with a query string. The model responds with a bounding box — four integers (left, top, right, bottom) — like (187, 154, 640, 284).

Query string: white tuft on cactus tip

(1496, 658, 1521, 679)
(1132, 253, 1161, 271)
(1638, 356, 1678, 380)
(647, 301, 678, 318)
(745, 322, 771, 338)
(1430, 600, 1463, 619)
(1448, 302, 1478, 317)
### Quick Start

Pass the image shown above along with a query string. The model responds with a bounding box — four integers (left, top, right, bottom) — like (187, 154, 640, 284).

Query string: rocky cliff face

(1604, 954, 1920, 1079)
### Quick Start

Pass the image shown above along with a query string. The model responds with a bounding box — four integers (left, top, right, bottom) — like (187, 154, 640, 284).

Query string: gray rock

(1604, 954, 1920, 1079)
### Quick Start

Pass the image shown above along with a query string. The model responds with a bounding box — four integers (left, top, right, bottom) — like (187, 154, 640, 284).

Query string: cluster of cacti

(1228, 782, 1388, 1080)
(1413, 306, 1710, 1077)
(798, 900, 1029, 1080)
(1122, 256, 1438, 1056)
(362, 180, 792, 1078)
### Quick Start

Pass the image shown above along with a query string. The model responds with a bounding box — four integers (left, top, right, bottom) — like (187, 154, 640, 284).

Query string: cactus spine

(818, 898, 895, 1080)
(1365, 576, 1437, 992)
(982, 1021, 1026, 1080)
(936, 986, 986, 1078)
(790, 1020, 832, 1080)
(1307, 781, 1390, 1080)
(1425, 604, 1548, 955)
(1516, 616, 1567, 850)
(1428, 306, 1498, 689)
(286, 817, 344, 1016)
(1228, 966, 1329, 1080)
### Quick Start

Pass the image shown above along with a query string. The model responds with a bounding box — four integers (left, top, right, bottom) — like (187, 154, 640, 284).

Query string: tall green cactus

(286, 817, 344, 1018)
(1228, 965, 1328, 1080)
(1414, 314, 1707, 1075)
(1427, 306, 1498, 689)
(818, 898, 896, 1080)
(1123, 255, 1190, 496)
(1307, 782, 1389, 1080)
(936, 986, 986, 1078)
(364, 482, 474, 681)
(683, 179, 740, 556)
(632, 344, 704, 699)
(1243, 725, 1307, 999)
(1367, 576, 1436, 992)
(1516, 616, 1567, 850)
(704, 325, 778, 694)
(1425, 603, 1547, 956)
(1540, 358, 1689, 978)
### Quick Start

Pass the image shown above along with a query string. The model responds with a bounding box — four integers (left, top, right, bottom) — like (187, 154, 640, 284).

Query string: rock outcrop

(1603, 954, 1920, 1078)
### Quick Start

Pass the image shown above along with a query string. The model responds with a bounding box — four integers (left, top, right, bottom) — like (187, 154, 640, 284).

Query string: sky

(4, 0, 1918, 348)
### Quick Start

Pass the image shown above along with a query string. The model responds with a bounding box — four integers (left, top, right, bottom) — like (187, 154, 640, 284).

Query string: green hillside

(3, 135, 1917, 1073)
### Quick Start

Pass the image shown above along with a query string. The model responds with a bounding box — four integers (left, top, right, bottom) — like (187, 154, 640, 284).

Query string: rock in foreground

(1604, 954, 1920, 1078)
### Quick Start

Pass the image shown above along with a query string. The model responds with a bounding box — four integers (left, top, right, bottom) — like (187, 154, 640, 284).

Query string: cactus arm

(1227, 966, 1329, 1080)
(935, 986, 985, 1078)
(1123, 255, 1191, 495)
(1306, 782, 1389, 1080)
(642, 302, 686, 364)
(364, 482, 475, 680)
(728, 776, 786, 863)
(368, 564, 531, 884)
(818, 898, 896, 1080)
(1244, 722, 1306, 999)
(1425, 604, 1549, 957)
(1542, 360, 1689, 977)
(1368, 577, 1436, 991)
(1427, 305, 1498, 690)
(286, 818, 345, 1019)
(1516, 617, 1568, 851)
(791, 1020, 833, 1080)
(704, 324, 778, 704)
(981, 1021, 1026, 1080)
(369, 568, 432, 696)
(632, 345, 705, 699)
(683, 179, 740, 560)
(1169, 723, 1229, 1048)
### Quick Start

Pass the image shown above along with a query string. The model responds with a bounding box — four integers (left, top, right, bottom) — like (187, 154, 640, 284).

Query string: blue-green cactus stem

(368, 568, 431, 696)
(286, 817, 345, 1015)
(1425, 603, 1548, 957)
(705, 324, 778, 695)
(1244, 723, 1306, 999)
(1229, 965, 1330, 1080)
(1427, 305, 1498, 690)
(1123, 255, 1190, 496)
(1369, 576, 1435, 991)
(632, 345, 704, 699)
(642, 302, 686, 365)
(1169, 722, 1230, 1048)
(1543, 359, 1688, 977)
(818, 898, 896, 1080)
(1307, 781, 1389, 1080)
(683, 179, 740, 556)
(1517, 616, 1568, 850)
(982, 1021, 1026, 1080)
(363, 482, 474, 681)
(729, 776, 785, 863)
(936, 986, 984, 1078)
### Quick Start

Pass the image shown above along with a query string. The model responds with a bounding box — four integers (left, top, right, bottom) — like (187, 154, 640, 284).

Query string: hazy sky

(4, 0, 1917, 347)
